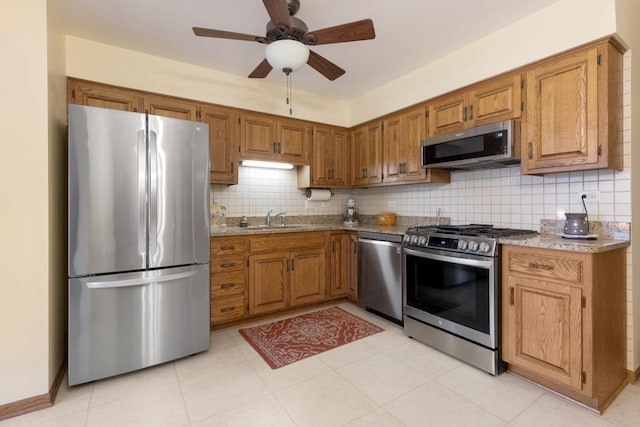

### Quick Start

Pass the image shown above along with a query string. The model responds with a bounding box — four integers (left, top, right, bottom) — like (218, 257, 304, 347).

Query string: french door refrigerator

(68, 104, 210, 386)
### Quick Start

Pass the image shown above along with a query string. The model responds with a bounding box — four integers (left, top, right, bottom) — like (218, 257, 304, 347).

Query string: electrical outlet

(579, 191, 601, 202)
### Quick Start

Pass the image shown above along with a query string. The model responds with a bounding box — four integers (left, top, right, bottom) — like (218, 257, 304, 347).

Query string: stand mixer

(343, 196, 360, 226)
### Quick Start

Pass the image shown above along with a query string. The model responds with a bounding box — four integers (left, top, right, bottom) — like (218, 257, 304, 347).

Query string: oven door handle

(403, 247, 494, 269)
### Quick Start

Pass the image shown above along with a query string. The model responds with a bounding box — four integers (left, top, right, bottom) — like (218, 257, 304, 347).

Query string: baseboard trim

(628, 367, 640, 383)
(0, 360, 66, 421)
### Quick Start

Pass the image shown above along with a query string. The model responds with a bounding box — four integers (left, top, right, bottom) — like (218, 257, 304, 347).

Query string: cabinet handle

(469, 105, 474, 120)
(273, 141, 277, 153)
(291, 258, 295, 271)
(221, 283, 235, 289)
(463, 106, 468, 121)
(364, 168, 368, 178)
(221, 262, 236, 268)
(528, 262, 554, 271)
(332, 241, 336, 252)
(509, 287, 514, 305)
(220, 245, 235, 250)
(286, 259, 290, 272)
(277, 142, 281, 154)
(527, 142, 533, 160)
(230, 161, 234, 174)
(221, 307, 236, 313)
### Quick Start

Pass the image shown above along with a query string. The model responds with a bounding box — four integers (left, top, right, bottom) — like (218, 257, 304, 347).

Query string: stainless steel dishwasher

(358, 231, 404, 324)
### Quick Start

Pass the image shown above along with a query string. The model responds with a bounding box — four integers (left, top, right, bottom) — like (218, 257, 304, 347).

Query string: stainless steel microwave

(421, 120, 520, 170)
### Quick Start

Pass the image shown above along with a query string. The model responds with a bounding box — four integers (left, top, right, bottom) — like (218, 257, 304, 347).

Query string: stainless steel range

(402, 224, 536, 375)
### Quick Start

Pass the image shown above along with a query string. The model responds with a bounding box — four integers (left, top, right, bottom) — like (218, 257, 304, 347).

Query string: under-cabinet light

(239, 160, 295, 170)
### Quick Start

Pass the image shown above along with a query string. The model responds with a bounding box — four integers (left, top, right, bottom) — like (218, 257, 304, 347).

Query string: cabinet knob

(221, 307, 236, 313)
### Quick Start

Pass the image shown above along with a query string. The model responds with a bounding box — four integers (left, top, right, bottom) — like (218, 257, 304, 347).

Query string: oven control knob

(418, 236, 428, 246)
(479, 242, 492, 254)
(458, 240, 468, 250)
(468, 241, 479, 251)
(410, 235, 419, 245)
(403, 235, 410, 244)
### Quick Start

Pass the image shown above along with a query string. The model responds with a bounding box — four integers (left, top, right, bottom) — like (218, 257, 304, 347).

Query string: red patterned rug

(239, 307, 384, 369)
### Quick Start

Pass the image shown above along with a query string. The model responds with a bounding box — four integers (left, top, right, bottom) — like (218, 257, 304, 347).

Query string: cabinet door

(365, 122, 383, 184)
(331, 128, 350, 187)
(350, 126, 367, 186)
(200, 105, 239, 184)
(329, 234, 350, 297)
(522, 47, 599, 173)
(469, 74, 522, 126)
(382, 116, 403, 183)
(248, 252, 289, 315)
(503, 275, 583, 390)
(311, 125, 331, 186)
(347, 233, 358, 298)
(240, 113, 277, 160)
(277, 118, 310, 164)
(403, 107, 429, 181)
(143, 94, 198, 121)
(68, 79, 143, 112)
(427, 93, 466, 136)
(289, 248, 326, 306)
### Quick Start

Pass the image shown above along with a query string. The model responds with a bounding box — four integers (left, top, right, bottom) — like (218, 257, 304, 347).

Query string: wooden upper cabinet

(522, 41, 623, 174)
(200, 105, 239, 185)
(239, 113, 310, 164)
(382, 107, 450, 185)
(428, 73, 522, 137)
(68, 79, 143, 112)
(240, 113, 277, 160)
(309, 125, 350, 187)
(350, 121, 383, 186)
(143, 94, 199, 121)
(277, 118, 311, 164)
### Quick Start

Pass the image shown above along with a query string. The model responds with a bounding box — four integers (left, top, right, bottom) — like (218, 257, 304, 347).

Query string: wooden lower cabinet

(248, 232, 328, 316)
(329, 231, 358, 298)
(502, 245, 627, 412)
(210, 237, 248, 325)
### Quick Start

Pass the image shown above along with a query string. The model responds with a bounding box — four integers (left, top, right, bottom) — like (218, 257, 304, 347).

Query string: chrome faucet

(274, 211, 287, 226)
(266, 209, 287, 226)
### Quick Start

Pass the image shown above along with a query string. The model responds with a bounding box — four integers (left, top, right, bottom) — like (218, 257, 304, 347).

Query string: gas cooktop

(406, 224, 537, 238)
(403, 224, 538, 256)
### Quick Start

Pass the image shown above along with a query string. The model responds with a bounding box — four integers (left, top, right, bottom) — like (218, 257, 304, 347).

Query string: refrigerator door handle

(137, 130, 147, 257)
(86, 270, 198, 289)
(149, 130, 158, 256)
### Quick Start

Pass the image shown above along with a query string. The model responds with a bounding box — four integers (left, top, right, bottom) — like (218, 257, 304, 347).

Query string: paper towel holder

(303, 188, 334, 201)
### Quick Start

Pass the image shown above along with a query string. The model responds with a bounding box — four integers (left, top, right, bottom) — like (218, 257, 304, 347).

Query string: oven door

(403, 246, 498, 349)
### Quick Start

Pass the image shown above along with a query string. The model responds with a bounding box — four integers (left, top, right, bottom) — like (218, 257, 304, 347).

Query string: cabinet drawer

(211, 270, 245, 293)
(211, 293, 246, 323)
(211, 238, 248, 258)
(211, 257, 246, 273)
(507, 250, 584, 285)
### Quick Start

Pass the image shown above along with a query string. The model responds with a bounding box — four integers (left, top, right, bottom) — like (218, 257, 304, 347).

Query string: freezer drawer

(68, 264, 210, 386)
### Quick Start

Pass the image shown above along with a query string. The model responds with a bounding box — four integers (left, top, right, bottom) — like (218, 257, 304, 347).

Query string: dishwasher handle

(358, 238, 403, 253)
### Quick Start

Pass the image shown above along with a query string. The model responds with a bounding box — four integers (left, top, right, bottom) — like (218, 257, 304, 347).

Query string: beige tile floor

(3, 302, 639, 427)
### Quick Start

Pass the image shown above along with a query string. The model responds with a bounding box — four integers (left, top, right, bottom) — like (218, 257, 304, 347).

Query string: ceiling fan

(192, 0, 376, 81)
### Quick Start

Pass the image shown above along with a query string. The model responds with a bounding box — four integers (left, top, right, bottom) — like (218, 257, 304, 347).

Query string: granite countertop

(210, 223, 407, 237)
(498, 234, 630, 253)
(211, 216, 631, 254)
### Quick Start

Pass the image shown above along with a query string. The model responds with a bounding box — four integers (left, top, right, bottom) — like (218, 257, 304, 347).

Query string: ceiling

(52, 0, 561, 101)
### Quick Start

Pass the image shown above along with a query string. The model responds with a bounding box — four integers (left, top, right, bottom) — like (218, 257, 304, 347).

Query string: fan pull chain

(286, 71, 293, 116)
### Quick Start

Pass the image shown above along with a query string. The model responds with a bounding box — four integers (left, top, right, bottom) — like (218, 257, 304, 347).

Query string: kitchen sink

(245, 224, 311, 230)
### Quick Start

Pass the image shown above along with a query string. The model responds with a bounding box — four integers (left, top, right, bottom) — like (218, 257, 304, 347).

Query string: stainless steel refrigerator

(68, 104, 210, 386)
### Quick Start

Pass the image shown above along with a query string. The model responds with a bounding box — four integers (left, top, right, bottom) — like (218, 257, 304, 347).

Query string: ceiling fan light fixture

(265, 39, 309, 73)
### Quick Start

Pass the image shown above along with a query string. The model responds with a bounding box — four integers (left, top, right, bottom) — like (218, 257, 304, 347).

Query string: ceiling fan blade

(248, 59, 273, 78)
(306, 19, 376, 45)
(307, 50, 345, 81)
(262, 0, 291, 29)
(193, 27, 261, 42)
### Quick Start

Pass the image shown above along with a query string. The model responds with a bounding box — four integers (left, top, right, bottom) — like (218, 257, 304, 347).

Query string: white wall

(0, 0, 52, 404)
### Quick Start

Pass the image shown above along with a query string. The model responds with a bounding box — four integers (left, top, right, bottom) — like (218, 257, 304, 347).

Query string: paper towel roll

(305, 188, 332, 201)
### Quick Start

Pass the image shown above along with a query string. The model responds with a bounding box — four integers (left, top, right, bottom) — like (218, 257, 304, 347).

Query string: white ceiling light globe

(265, 40, 310, 73)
